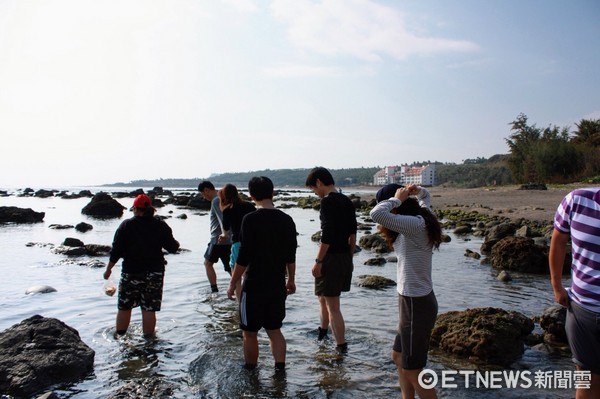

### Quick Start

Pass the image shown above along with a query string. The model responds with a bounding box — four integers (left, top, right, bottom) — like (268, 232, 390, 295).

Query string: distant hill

(106, 156, 513, 189)
(107, 167, 380, 188)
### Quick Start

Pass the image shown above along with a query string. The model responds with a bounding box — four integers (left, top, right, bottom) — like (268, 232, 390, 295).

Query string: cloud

(220, 0, 259, 13)
(270, 0, 478, 62)
(263, 64, 341, 77)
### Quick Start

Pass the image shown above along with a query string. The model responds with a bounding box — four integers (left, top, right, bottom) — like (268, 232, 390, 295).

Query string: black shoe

(317, 327, 328, 341)
(336, 342, 348, 354)
(211, 284, 219, 293)
(243, 363, 257, 371)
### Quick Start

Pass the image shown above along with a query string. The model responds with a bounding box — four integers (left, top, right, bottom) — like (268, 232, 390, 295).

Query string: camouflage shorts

(118, 272, 164, 311)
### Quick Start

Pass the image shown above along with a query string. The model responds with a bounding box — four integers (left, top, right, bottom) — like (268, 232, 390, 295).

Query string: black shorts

(204, 243, 231, 271)
(314, 252, 353, 297)
(566, 298, 600, 374)
(118, 272, 164, 312)
(393, 291, 438, 370)
(239, 291, 286, 332)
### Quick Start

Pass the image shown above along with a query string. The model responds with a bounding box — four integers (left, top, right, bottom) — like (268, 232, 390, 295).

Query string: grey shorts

(314, 252, 353, 297)
(393, 291, 438, 370)
(118, 271, 164, 312)
(566, 298, 600, 374)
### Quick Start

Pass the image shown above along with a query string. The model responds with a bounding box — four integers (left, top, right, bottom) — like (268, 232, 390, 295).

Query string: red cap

(133, 194, 152, 209)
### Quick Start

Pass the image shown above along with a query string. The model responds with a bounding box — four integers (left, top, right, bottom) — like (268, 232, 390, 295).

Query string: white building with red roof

(373, 164, 436, 186)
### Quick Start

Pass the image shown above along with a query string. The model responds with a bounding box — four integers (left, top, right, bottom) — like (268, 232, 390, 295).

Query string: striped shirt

(370, 189, 434, 297)
(554, 188, 600, 313)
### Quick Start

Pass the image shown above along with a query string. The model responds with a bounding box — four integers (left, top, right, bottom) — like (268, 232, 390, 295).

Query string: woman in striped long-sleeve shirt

(370, 184, 442, 399)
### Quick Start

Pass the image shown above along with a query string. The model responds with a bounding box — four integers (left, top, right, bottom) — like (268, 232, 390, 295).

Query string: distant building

(373, 164, 436, 186)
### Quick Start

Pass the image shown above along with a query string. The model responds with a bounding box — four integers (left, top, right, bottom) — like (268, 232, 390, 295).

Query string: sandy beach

(360, 184, 597, 224)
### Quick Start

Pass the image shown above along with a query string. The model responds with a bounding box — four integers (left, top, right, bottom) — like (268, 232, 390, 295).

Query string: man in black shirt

(104, 194, 180, 338)
(227, 177, 297, 371)
(306, 167, 357, 352)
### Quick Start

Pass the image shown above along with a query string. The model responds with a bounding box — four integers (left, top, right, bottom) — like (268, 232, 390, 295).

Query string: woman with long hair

(218, 184, 256, 301)
(370, 184, 441, 399)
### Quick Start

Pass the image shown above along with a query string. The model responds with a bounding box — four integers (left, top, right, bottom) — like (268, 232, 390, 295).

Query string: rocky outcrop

(75, 222, 93, 232)
(0, 315, 95, 397)
(0, 207, 45, 224)
(488, 236, 549, 273)
(358, 233, 390, 253)
(81, 192, 125, 219)
(539, 305, 568, 345)
(430, 307, 534, 366)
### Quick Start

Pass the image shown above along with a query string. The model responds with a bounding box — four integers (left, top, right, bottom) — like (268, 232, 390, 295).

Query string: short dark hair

(305, 166, 335, 187)
(198, 181, 215, 191)
(248, 176, 274, 201)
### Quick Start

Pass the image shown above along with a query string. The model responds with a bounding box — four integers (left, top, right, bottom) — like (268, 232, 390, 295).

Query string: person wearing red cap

(103, 194, 180, 338)
(370, 184, 442, 399)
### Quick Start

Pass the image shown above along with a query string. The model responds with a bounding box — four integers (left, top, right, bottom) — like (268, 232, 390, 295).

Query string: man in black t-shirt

(305, 167, 357, 353)
(227, 176, 297, 371)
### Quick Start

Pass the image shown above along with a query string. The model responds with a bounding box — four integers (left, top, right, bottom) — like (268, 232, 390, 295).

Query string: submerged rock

(81, 192, 125, 219)
(356, 275, 396, 289)
(0, 206, 45, 224)
(0, 315, 95, 397)
(25, 285, 57, 294)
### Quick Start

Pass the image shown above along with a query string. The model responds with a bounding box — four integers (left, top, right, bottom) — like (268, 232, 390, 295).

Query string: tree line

(110, 113, 600, 189)
(505, 113, 600, 184)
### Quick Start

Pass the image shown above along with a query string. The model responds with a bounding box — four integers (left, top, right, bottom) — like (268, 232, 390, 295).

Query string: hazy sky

(1, 0, 599, 187)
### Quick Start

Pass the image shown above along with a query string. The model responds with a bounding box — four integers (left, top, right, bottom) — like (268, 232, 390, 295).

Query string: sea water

(0, 188, 574, 398)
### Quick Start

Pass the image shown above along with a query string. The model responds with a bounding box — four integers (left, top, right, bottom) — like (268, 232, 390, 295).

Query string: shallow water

(0, 188, 576, 398)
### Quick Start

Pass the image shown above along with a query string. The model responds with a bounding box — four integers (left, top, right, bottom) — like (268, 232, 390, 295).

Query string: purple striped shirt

(554, 188, 600, 312)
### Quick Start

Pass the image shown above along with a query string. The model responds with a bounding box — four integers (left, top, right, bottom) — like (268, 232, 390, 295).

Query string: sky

(0, 0, 599, 187)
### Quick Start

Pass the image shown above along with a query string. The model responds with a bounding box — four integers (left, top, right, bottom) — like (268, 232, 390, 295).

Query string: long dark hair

(219, 184, 243, 207)
(378, 198, 442, 250)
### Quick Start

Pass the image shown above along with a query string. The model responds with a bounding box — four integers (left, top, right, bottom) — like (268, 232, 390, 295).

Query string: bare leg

(116, 309, 132, 334)
(318, 296, 330, 329)
(265, 328, 286, 364)
(243, 330, 259, 366)
(576, 368, 599, 399)
(204, 259, 217, 287)
(141, 310, 156, 338)
(324, 296, 345, 345)
(392, 350, 414, 399)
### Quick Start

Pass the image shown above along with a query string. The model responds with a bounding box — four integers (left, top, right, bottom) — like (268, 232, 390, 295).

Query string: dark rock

(48, 224, 74, 230)
(63, 237, 84, 247)
(489, 236, 550, 273)
(176, 214, 188, 219)
(81, 192, 125, 219)
(311, 231, 322, 242)
(359, 233, 391, 253)
(75, 222, 93, 233)
(187, 194, 211, 210)
(34, 189, 55, 198)
(52, 245, 87, 256)
(356, 275, 396, 289)
(539, 305, 568, 345)
(518, 183, 547, 190)
(0, 315, 95, 397)
(430, 307, 534, 366)
(453, 225, 473, 235)
(0, 206, 45, 224)
(85, 244, 111, 256)
(364, 257, 387, 266)
(464, 249, 481, 259)
(497, 270, 512, 282)
(107, 378, 176, 399)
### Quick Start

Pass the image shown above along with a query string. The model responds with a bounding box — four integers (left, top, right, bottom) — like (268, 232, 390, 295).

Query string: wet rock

(453, 225, 473, 235)
(48, 224, 73, 230)
(364, 257, 387, 266)
(81, 192, 126, 219)
(187, 194, 211, 210)
(85, 244, 112, 256)
(52, 245, 87, 256)
(34, 189, 55, 198)
(464, 249, 481, 259)
(539, 305, 568, 345)
(75, 222, 93, 233)
(0, 315, 95, 397)
(0, 206, 45, 224)
(356, 275, 396, 289)
(497, 270, 512, 282)
(107, 378, 176, 399)
(63, 237, 84, 247)
(359, 233, 390, 253)
(25, 285, 57, 294)
(311, 231, 322, 242)
(489, 236, 549, 273)
(430, 307, 534, 366)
